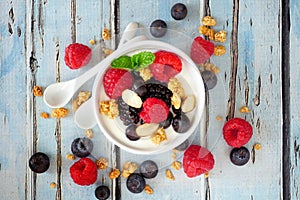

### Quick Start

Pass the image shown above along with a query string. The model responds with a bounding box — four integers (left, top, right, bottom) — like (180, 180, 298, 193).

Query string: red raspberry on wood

(183, 145, 215, 178)
(190, 36, 214, 64)
(223, 118, 253, 147)
(64, 43, 92, 69)
(70, 158, 97, 186)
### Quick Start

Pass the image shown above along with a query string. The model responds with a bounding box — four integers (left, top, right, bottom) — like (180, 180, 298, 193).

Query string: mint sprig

(111, 51, 155, 71)
(111, 55, 132, 70)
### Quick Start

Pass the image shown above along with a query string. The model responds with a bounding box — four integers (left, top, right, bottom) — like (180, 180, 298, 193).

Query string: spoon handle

(72, 35, 147, 94)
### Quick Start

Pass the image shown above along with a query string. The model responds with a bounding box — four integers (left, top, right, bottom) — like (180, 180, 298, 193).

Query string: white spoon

(43, 22, 141, 108)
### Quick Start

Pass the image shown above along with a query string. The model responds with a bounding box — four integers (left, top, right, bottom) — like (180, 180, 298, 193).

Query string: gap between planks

(281, 0, 291, 199)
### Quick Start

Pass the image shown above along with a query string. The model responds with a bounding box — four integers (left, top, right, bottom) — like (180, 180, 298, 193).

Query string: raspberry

(149, 51, 182, 82)
(190, 36, 214, 64)
(70, 158, 97, 186)
(223, 118, 253, 147)
(103, 68, 134, 99)
(139, 98, 169, 123)
(183, 145, 215, 178)
(64, 43, 92, 69)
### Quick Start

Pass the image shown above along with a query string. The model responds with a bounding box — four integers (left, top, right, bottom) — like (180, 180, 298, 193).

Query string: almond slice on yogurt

(136, 123, 159, 137)
(181, 95, 196, 113)
(122, 89, 143, 108)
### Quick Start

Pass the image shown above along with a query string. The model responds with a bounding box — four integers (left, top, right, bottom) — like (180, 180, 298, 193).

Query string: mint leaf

(111, 55, 132, 70)
(131, 51, 155, 70)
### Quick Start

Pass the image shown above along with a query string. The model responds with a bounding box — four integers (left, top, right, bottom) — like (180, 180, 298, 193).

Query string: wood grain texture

(289, 0, 299, 199)
(0, 1, 28, 199)
(208, 0, 283, 199)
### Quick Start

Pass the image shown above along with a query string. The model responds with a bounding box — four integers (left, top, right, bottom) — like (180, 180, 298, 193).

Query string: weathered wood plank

(289, 0, 300, 199)
(0, 1, 28, 199)
(59, 1, 117, 199)
(208, 0, 282, 199)
(31, 0, 72, 199)
(31, 0, 116, 199)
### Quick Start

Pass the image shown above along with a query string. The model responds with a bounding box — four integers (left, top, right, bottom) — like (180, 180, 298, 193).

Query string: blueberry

(71, 137, 93, 158)
(95, 185, 110, 200)
(134, 85, 148, 99)
(201, 70, 218, 90)
(29, 152, 50, 173)
(160, 112, 173, 129)
(150, 19, 167, 38)
(171, 3, 188, 20)
(125, 124, 140, 141)
(230, 146, 250, 166)
(139, 160, 158, 179)
(172, 113, 190, 133)
(126, 173, 146, 193)
(132, 79, 145, 91)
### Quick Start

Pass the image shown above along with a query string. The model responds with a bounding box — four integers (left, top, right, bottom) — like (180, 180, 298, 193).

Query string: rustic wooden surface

(0, 0, 296, 199)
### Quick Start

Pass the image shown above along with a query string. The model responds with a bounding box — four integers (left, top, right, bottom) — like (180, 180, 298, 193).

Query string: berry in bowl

(91, 40, 205, 155)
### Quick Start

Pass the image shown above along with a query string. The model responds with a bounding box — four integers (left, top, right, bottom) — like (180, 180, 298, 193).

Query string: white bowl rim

(91, 39, 205, 155)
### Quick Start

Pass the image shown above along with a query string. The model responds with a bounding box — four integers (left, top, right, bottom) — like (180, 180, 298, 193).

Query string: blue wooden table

(0, 0, 298, 199)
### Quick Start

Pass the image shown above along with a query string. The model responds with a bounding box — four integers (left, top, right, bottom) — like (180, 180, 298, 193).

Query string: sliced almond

(136, 123, 159, 137)
(122, 89, 143, 108)
(181, 95, 196, 113)
(171, 93, 181, 109)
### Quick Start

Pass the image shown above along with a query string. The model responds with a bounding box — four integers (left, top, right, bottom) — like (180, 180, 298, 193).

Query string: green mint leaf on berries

(111, 55, 132, 70)
(131, 51, 155, 70)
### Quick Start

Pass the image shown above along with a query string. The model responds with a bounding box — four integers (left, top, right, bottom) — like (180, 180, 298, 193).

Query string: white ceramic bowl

(91, 40, 205, 155)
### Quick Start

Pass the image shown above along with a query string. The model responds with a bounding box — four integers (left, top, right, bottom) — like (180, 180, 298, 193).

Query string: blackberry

(145, 77, 167, 86)
(172, 105, 182, 114)
(145, 83, 172, 107)
(117, 97, 140, 125)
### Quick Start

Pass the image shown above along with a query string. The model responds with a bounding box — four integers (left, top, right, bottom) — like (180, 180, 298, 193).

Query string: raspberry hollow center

(149, 104, 168, 123)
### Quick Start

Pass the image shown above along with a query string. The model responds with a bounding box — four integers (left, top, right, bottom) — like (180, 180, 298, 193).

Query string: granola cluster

(199, 16, 227, 57)
(102, 28, 111, 40)
(99, 100, 119, 119)
(109, 168, 121, 179)
(151, 127, 167, 144)
(96, 157, 108, 170)
(168, 78, 185, 98)
(72, 91, 91, 111)
(122, 161, 138, 178)
(199, 62, 220, 74)
(138, 67, 153, 81)
(32, 86, 43, 97)
(51, 108, 69, 118)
